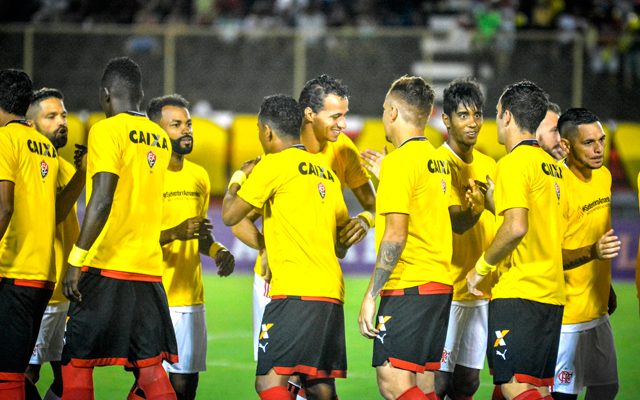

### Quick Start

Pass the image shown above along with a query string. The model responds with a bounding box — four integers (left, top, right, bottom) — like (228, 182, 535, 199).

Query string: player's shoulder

(183, 159, 210, 182)
(472, 148, 497, 167)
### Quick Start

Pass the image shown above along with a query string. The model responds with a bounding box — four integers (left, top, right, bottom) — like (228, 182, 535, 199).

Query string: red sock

(492, 385, 506, 400)
(61, 364, 94, 400)
(0, 381, 25, 400)
(424, 391, 439, 400)
(136, 364, 176, 400)
(398, 386, 428, 400)
(127, 381, 146, 400)
(513, 389, 544, 400)
(297, 388, 306, 399)
(259, 386, 291, 400)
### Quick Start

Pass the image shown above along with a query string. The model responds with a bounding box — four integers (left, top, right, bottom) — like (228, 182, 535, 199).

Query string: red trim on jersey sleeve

(381, 282, 453, 297)
(81, 266, 162, 282)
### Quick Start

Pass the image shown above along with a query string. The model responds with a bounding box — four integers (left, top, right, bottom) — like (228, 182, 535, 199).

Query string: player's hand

(358, 295, 379, 339)
(174, 216, 213, 241)
(339, 217, 369, 246)
(62, 265, 83, 302)
(594, 229, 620, 260)
(260, 249, 272, 283)
(240, 157, 261, 177)
(608, 285, 617, 315)
(465, 268, 485, 297)
(360, 147, 387, 179)
(214, 249, 235, 277)
(465, 178, 485, 215)
(74, 144, 88, 173)
(474, 175, 495, 214)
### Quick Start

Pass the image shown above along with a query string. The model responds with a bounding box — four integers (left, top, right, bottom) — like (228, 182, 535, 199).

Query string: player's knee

(304, 378, 336, 400)
(452, 375, 480, 396)
(169, 373, 198, 400)
(434, 371, 452, 399)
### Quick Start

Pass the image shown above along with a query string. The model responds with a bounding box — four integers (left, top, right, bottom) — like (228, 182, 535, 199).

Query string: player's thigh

(164, 305, 207, 374)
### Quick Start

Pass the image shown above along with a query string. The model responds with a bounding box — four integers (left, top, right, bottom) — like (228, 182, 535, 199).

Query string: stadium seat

(475, 119, 507, 161)
(187, 118, 229, 196)
(59, 113, 87, 164)
(612, 123, 640, 191)
(230, 115, 263, 172)
(86, 112, 106, 132)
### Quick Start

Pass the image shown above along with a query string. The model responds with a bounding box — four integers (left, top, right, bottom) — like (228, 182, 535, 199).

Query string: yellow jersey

(438, 144, 496, 301)
(376, 137, 453, 291)
(0, 121, 58, 284)
(252, 134, 370, 277)
(50, 158, 80, 303)
(161, 160, 210, 307)
(492, 140, 566, 306)
(560, 162, 611, 324)
(85, 111, 171, 277)
(238, 145, 350, 302)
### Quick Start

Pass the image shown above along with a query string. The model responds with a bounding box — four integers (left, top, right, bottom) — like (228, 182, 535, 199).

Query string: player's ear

(264, 124, 274, 142)
(389, 105, 399, 123)
(100, 87, 110, 104)
(560, 137, 570, 155)
(304, 107, 315, 123)
(442, 113, 450, 130)
(502, 109, 511, 127)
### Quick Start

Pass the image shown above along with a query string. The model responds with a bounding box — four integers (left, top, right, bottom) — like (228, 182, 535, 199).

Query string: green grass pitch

(35, 275, 640, 399)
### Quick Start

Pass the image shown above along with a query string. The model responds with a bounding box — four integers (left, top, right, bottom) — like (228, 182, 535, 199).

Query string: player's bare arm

(451, 179, 485, 235)
(231, 210, 265, 251)
(62, 172, 118, 302)
(222, 159, 259, 226)
(0, 180, 14, 241)
(359, 146, 387, 179)
(200, 234, 235, 277)
(562, 229, 620, 271)
(159, 216, 213, 245)
(466, 207, 528, 297)
(358, 212, 408, 339)
(339, 181, 376, 246)
(54, 145, 88, 225)
(335, 225, 351, 259)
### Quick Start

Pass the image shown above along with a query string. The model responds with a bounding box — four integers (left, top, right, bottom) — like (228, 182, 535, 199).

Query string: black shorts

(372, 283, 452, 373)
(488, 298, 563, 386)
(0, 279, 52, 380)
(61, 267, 178, 368)
(256, 296, 347, 379)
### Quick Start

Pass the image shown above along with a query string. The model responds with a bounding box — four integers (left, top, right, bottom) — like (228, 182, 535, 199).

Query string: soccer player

(25, 88, 88, 400)
(222, 94, 351, 400)
(551, 108, 621, 400)
(466, 81, 563, 400)
(0, 69, 59, 400)
(433, 78, 497, 400)
(130, 94, 234, 400)
(234, 75, 375, 376)
(536, 102, 566, 162)
(358, 76, 453, 400)
(60, 57, 178, 400)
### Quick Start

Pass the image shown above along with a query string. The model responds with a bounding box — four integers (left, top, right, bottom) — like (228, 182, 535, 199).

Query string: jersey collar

(509, 139, 539, 153)
(398, 136, 428, 149)
(289, 144, 307, 151)
(125, 111, 146, 117)
(4, 119, 30, 127)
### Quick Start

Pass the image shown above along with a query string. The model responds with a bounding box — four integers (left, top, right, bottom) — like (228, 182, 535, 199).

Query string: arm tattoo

(370, 241, 403, 297)
(563, 255, 590, 271)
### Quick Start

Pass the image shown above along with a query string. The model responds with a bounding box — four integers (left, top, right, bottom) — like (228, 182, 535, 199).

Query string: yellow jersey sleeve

(0, 131, 17, 182)
(237, 156, 281, 210)
(88, 121, 122, 177)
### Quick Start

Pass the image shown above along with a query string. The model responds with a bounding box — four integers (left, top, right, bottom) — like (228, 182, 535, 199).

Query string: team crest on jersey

(318, 182, 326, 199)
(555, 182, 561, 200)
(441, 349, 451, 363)
(40, 160, 49, 178)
(557, 368, 574, 384)
(441, 178, 447, 194)
(147, 150, 157, 169)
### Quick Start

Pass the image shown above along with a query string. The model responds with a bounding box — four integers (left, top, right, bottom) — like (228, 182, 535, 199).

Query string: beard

(171, 135, 193, 155)
(50, 126, 68, 149)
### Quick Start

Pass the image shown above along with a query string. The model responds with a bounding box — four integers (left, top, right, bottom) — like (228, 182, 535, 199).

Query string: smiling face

(311, 94, 348, 143)
(567, 122, 606, 170)
(445, 102, 483, 148)
(159, 105, 193, 155)
(32, 97, 68, 150)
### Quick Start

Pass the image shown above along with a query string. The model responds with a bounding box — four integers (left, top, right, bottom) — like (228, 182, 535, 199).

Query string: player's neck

(300, 125, 326, 153)
(392, 126, 423, 149)
(109, 99, 140, 118)
(168, 153, 184, 172)
(446, 138, 473, 163)
(565, 158, 593, 182)
(506, 130, 535, 153)
(0, 111, 25, 126)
